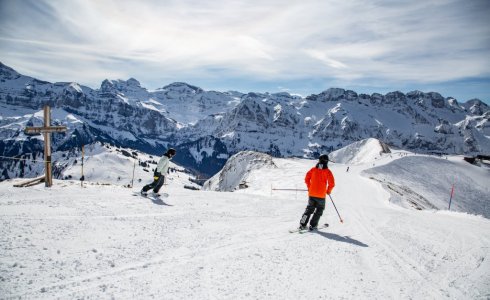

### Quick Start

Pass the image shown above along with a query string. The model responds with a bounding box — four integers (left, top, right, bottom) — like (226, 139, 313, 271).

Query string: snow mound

(363, 156, 490, 217)
(329, 138, 390, 165)
(203, 151, 276, 191)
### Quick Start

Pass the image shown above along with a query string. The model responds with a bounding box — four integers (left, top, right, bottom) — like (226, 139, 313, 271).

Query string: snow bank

(363, 156, 490, 217)
(203, 151, 276, 191)
(329, 138, 390, 165)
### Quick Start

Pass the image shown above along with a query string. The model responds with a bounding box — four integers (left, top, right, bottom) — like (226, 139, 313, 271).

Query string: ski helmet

(166, 148, 177, 157)
(318, 154, 329, 163)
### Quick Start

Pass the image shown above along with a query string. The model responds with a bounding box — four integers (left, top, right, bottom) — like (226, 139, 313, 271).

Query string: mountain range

(0, 62, 489, 179)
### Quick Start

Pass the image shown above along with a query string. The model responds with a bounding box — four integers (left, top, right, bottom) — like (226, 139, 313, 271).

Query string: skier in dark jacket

(141, 148, 176, 196)
(298, 154, 335, 231)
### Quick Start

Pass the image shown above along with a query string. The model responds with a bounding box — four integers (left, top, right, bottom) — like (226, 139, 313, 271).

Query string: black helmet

(318, 154, 329, 163)
(166, 148, 176, 157)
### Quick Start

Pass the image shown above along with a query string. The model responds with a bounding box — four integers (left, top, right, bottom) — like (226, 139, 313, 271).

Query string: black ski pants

(142, 172, 165, 193)
(300, 196, 325, 228)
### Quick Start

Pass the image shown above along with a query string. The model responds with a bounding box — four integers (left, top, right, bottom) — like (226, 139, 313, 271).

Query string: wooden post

(24, 105, 67, 187)
(131, 159, 136, 188)
(44, 106, 52, 187)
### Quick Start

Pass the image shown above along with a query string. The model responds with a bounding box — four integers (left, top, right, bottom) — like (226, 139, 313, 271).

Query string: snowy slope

(0, 138, 199, 189)
(60, 142, 196, 188)
(1, 146, 489, 299)
(329, 138, 390, 165)
(363, 155, 490, 217)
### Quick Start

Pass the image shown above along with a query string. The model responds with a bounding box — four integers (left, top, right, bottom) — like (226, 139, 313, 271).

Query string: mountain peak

(126, 78, 141, 87)
(161, 82, 203, 94)
(99, 78, 145, 94)
(464, 98, 489, 115)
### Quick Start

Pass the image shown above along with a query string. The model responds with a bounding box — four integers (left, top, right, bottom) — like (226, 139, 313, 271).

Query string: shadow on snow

(150, 198, 173, 206)
(314, 231, 369, 247)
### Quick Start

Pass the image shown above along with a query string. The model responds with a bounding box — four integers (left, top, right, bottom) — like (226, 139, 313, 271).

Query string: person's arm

(305, 168, 313, 189)
(326, 169, 335, 194)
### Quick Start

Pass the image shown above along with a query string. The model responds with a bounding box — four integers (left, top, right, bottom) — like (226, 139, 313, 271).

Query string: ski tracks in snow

(1, 161, 489, 299)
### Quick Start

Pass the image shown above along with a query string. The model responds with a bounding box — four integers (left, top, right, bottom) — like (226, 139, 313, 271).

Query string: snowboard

(289, 223, 329, 233)
(132, 192, 172, 206)
(133, 191, 169, 198)
(133, 192, 173, 206)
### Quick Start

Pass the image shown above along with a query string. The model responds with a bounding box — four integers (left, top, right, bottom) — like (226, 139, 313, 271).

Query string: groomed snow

(0, 148, 489, 299)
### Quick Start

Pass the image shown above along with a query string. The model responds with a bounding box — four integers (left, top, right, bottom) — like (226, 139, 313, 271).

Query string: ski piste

(289, 223, 329, 233)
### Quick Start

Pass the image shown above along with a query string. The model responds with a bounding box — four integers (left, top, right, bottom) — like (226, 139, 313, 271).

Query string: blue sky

(0, 0, 489, 103)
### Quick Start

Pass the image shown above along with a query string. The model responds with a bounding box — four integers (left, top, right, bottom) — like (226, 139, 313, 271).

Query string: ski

(299, 223, 329, 234)
(289, 227, 309, 233)
(289, 223, 329, 233)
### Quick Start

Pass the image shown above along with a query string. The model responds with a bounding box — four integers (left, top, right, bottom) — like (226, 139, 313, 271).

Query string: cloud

(0, 0, 489, 99)
(303, 49, 348, 70)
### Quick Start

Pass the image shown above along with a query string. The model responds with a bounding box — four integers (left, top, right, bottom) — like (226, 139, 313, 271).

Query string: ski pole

(328, 194, 344, 223)
(448, 183, 455, 210)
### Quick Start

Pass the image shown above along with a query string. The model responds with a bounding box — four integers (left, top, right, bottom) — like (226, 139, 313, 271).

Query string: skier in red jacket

(298, 154, 335, 231)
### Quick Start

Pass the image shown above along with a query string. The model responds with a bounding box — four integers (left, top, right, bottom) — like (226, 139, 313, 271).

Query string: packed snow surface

(1, 149, 489, 299)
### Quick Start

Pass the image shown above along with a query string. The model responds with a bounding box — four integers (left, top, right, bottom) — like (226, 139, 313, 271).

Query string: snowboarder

(298, 154, 335, 231)
(141, 148, 177, 196)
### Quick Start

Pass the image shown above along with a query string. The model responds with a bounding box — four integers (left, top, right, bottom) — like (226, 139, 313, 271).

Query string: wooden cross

(24, 105, 67, 187)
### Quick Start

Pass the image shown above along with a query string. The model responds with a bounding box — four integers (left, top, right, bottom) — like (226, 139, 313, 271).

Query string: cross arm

(25, 126, 67, 134)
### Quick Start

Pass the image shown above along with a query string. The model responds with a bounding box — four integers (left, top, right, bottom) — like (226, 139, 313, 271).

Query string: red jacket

(305, 166, 335, 198)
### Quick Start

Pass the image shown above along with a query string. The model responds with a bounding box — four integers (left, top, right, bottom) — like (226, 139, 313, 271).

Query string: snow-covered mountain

(1, 62, 489, 178)
(203, 151, 277, 191)
(2, 140, 488, 299)
(194, 88, 489, 158)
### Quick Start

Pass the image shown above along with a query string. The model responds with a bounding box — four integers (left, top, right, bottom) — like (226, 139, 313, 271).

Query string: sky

(0, 0, 489, 103)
